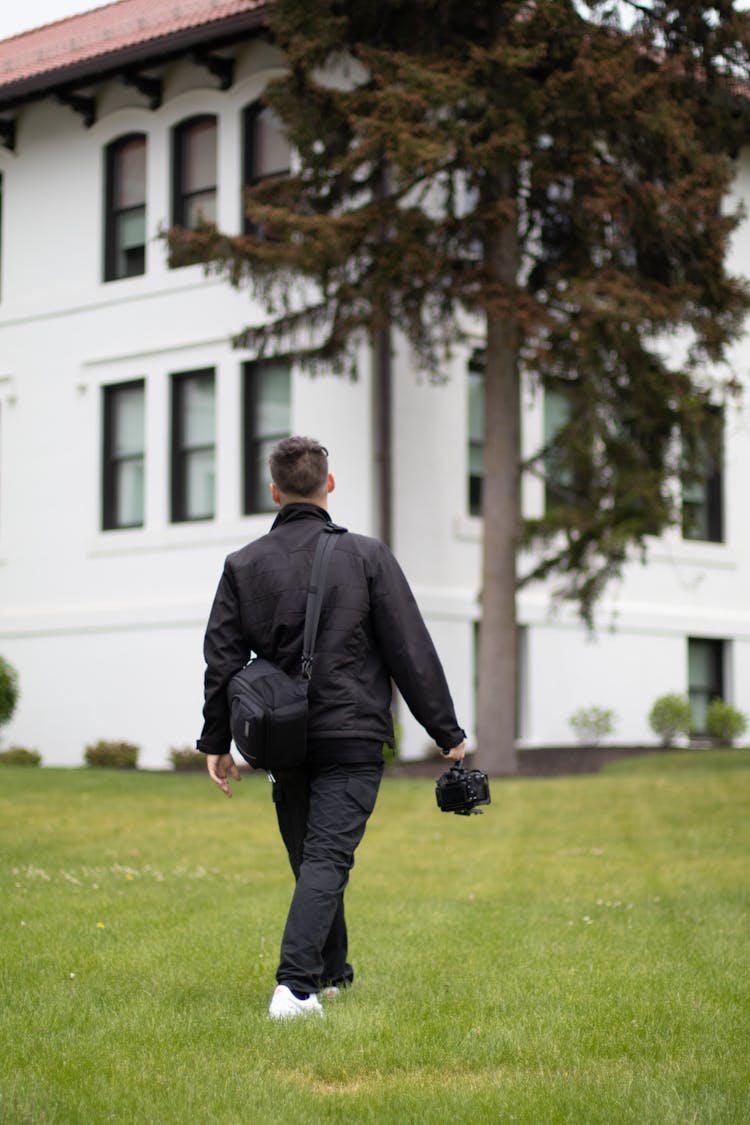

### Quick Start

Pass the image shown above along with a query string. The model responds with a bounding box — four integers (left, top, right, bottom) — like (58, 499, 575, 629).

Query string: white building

(1, 0, 748, 768)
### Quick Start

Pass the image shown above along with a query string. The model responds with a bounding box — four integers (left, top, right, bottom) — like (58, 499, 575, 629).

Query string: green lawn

(1, 751, 748, 1124)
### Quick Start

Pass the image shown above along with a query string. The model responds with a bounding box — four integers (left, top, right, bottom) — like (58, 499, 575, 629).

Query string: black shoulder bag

(227, 525, 345, 771)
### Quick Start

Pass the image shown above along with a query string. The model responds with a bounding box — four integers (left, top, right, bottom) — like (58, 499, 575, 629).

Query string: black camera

(435, 760, 491, 816)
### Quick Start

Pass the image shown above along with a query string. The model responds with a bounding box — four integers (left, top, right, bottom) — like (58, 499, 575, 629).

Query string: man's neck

(281, 496, 328, 510)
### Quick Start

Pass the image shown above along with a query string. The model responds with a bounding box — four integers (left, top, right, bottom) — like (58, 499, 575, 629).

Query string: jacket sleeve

(196, 561, 251, 756)
(367, 542, 465, 751)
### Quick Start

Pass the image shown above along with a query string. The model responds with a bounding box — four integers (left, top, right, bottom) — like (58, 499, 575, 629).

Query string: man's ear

(326, 473, 336, 495)
(270, 482, 282, 506)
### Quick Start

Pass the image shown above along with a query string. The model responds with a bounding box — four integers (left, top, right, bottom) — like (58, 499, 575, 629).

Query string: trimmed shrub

(0, 655, 19, 728)
(0, 747, 41, 767)
(169, 746, 206, 772)
(704, 700, 748, 746)
(84, 740, 139, 769)
(648, 693, 692, 746)
(569, 706, 617, 746)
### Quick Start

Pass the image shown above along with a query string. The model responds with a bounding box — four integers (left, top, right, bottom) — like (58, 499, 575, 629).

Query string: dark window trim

(682, 407, 724, 543)
(172, 114, 218, 230)
(467, 356, 484, 517)
(242, 100, 290, 237)
(688, 636, 725, 735)
(242, 359, 290, 514)
(102, 378, 145, 531)
(103, 133, 147, 283)
(171, 368, 215, 523)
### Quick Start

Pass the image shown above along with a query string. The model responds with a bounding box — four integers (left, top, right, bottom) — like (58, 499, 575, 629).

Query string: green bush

(704, 700, 748, 746)
(0, 655, 19, 728)
(169, 746, 206, 772)
(0, 747, 41, 767)
(84, 740, 139, 769)
(569, 706, 617, 746)
(648, 693, 692, 746)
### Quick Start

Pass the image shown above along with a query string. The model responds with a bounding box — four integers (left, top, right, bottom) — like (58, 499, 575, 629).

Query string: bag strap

(301, 524, 346, 681)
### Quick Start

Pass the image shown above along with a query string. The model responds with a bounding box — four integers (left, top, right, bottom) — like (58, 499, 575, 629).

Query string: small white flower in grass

(20, 920, 26, 927)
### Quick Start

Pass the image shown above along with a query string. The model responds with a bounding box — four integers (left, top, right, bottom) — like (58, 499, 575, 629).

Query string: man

(197, 436, 465, 1020)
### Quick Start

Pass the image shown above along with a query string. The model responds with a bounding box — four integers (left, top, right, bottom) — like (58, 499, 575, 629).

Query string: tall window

(104, 134, 146, 281)
(467, 358, 484, 516)
(243, 102, 290, 236)
(688, 638, 724, 734)
(543, 385, 574, 513)
(682, 409, 723, 542)
(243, 360, 291, 513)
(102, 380, 145, 530)
(173, 116, 217, 230)
(171, 369, 215, 522)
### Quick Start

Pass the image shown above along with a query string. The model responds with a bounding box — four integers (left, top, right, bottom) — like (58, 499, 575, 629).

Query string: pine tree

(168, 0, 750, 774)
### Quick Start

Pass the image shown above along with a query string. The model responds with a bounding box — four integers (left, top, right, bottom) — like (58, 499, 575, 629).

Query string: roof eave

(0, 8, 268, 114)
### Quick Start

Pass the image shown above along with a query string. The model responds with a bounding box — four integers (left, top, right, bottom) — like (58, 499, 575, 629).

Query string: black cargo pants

(271, 760, 384, 997)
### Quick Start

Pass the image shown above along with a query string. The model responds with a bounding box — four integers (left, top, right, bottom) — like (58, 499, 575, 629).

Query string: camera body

(435, 761, 491, 815)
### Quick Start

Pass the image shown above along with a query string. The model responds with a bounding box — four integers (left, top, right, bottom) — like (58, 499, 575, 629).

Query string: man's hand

(206, 753, 242, 797)
(442, 741, 466, 762)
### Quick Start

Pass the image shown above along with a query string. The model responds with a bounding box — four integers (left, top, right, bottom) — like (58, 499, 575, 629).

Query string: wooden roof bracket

(192, 50, 234, 90)
(0, 118, 15, 150)
(122, 71, 163, 110)
(56, 89, 96, 127)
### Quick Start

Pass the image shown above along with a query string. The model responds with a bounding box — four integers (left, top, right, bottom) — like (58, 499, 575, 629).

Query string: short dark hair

(269, 436, 329, 497)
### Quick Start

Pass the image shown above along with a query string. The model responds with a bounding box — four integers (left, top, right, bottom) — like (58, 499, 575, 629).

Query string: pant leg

(272, 768, 352, 986)
(274, 762, 383, 996)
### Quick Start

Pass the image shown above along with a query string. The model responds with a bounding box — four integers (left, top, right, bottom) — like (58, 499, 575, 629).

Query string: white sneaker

(268, 984, 324, 1020)
(320, 985, 340, 999)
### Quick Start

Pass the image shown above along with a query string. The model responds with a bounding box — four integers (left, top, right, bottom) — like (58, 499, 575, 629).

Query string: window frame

(242, 101, 291, 237)
(101, 378, 146, 531)
(103, 133, 147, 282)
(242, 359, 291, 514)
(172, 114, 218, 232)
(682, 408, 724, 543)
(170, 368, 216, 524)
(688, 637, 725, 735)
(467, 356, 484, 517)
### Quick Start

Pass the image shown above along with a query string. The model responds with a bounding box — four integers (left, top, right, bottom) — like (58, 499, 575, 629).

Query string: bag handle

(301, 525, 346, 680)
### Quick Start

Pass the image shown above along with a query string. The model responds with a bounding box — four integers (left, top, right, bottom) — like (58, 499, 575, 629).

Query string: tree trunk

(475, 188, 520, 776)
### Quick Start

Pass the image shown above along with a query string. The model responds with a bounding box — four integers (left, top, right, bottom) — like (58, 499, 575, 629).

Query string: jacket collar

(271, 502, 332, 531)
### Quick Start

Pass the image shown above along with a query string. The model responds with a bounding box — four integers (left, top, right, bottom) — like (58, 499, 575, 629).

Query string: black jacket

(197, 503, 465, 758)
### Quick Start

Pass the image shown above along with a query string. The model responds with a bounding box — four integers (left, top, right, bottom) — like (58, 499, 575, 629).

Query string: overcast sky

(0, 0, 108, 42)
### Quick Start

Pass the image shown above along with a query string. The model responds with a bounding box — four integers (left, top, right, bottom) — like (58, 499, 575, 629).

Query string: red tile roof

(0, 0, 267, 105)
